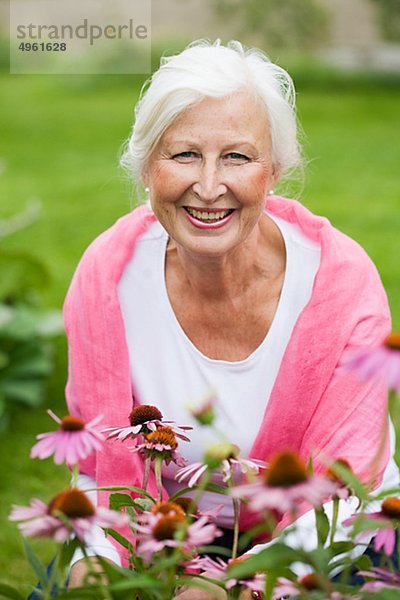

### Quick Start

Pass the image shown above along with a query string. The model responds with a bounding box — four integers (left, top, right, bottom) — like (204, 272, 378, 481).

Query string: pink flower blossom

(30, 410, 104, 465)
(325, 458, 354, 500)
(359, 567, 400, 591)
(231, 450, 338, 515)
(130, 426, 187, 467)
(176, 443, 265, 487)
(103, 404, 192, 442)
(132, 506, 222, 563)
(189, 392, 216, 426)
(343, 497, 400, 557)
(187, 555, 265, 594)
(9, 488, 128, 543)
(272, 576, 351, 599)
(345, 332, 400, 393)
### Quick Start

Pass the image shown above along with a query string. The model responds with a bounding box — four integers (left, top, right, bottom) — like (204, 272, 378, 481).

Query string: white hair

(120, 39, 302, 185)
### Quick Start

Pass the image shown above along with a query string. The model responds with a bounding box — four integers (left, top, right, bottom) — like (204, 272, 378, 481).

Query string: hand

(239, 589, 258, 599)
(173, 572, 227, 599)
(68, 556, 112, 587)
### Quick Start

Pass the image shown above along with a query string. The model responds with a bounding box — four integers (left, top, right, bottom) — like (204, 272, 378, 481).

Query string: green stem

(226, 473, 239, 560)
(231, 497, 240, 560)
(329, 496, 339, 546)
(154, 456, 163, 501)
(72, 464, 79, 488)
(142, 456, 151, 492)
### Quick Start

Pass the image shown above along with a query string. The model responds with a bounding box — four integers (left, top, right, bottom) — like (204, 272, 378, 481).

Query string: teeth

(185, 207, 232, 221)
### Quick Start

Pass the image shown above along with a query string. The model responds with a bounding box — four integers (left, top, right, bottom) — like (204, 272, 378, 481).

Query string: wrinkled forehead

(158, 91, 271, 151)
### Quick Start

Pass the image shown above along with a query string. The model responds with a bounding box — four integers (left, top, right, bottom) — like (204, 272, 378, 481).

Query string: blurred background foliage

(0, 203, 63, 433)
(371, 0, 400, 41)
(0, 0, 400, 587)
(211, 0, 332, 52)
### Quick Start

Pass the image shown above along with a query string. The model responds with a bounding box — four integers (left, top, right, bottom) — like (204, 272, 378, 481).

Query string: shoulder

(267, 195, 383, 285)
(79, 204, 155, 264)
(63, 204, 156, 315)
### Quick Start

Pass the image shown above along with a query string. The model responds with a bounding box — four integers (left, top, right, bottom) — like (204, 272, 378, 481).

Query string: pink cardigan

(63, 196, 391, 560)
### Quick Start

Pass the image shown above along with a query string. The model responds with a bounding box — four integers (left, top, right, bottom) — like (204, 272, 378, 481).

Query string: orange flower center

(382, 497, 400, 519)
(146, 427, 177, 449)
(265, 451, 308, 487)
(152, 514, 185, 540)
(326, 458, 352, 484)
(173, 497, 194, 514)
(130, 405, 163, 426)
(151, 501, 186, 519)
(60, 416, 85, 431)
(48, 489, 95, 518)
(299, 573, 322, 590)
(385, 333, 400, 351)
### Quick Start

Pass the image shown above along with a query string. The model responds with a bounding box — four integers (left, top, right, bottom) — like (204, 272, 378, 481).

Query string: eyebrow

(162, 139, 258, 151)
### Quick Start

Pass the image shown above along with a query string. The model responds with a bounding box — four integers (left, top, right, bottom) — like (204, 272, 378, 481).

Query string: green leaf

(363, 589, 400, 600)
(226, 543, 299, 578)
(22, 538, 48, 589)
(58, 539, 80, 571)
(350, 515, 392, 535)
(351, 552, 372, 571)
(205, 482, 229, 495)
(106, 528, 135, 553)
(0, 582, 25, 600)
(195, 544, 232, 557)
(315, 506, 330, 547)
(132, 497, 153, 512)
(108, 575, 164, 592)
(328, 541, 355, 556)
(109, 492, 138, 511)
(370, 487, 400, 500)
(325, 460, 368, 501)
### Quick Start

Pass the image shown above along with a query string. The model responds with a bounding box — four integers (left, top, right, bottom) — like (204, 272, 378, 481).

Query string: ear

(142, 167, 149, 188)
(271, 163, 281, 187)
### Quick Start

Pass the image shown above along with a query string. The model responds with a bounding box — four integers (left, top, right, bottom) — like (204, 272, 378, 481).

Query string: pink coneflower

(359, 567, 400, 591)
(30, 410, 104, 465)
(325, 458, 353, 500)
(9, 488, 128, 543)
(171, 497, 224, 523)
(230, 450, 338, 515)
(132, 504, 222, 563)
(187, 555, 265, 594)
(131, 426, 186, 467)
(189, 392, 216, 426)
(343, 497, 400, 556)
(345, 332, 400, 393)
(103, 404, 192, 442)
(175, 443, 265, 487)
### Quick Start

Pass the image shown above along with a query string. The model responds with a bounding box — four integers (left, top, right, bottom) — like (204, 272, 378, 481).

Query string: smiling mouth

(183, 206, 235, 223)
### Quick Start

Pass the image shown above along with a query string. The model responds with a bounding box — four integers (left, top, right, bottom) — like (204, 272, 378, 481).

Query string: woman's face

(143, 90, 279, 258)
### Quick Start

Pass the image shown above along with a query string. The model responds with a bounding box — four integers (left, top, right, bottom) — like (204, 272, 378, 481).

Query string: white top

(117, 212, 320, 525)
(71, 212, 399, 574)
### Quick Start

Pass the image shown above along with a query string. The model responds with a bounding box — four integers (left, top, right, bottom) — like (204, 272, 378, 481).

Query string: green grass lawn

(0, 64, 399, 587)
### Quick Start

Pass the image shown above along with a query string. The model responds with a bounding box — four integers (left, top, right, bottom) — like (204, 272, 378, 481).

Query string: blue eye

(226, 152, 249, 161)
(173, 152, 197, 159)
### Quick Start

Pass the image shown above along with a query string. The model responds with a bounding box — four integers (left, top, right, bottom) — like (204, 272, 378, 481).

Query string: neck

(166, 216, 285, 302)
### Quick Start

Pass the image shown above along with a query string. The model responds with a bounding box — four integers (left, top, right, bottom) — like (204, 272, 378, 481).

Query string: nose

(192, 159, 227, 204)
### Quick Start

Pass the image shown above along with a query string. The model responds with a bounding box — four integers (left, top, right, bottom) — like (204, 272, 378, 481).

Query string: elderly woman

(65, 40, 396, 596)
